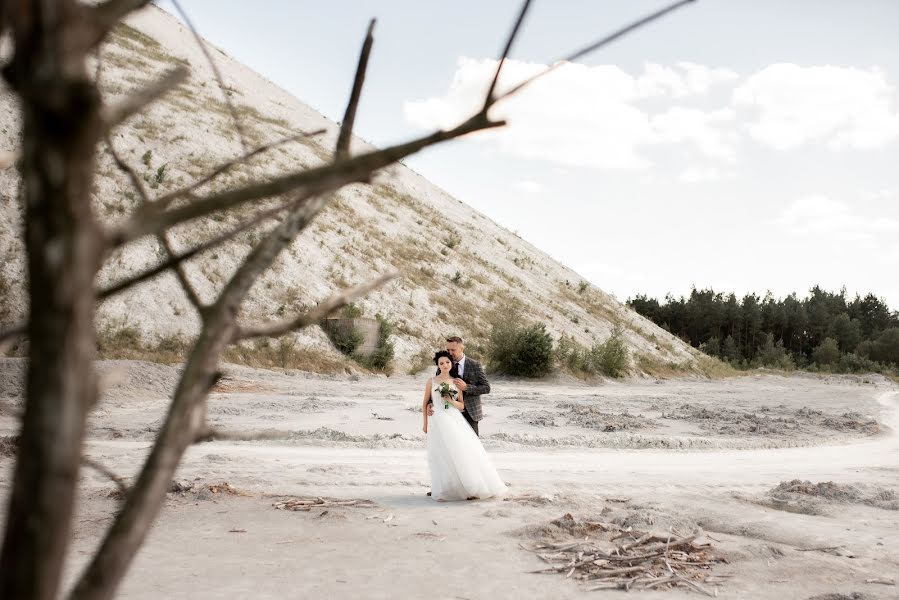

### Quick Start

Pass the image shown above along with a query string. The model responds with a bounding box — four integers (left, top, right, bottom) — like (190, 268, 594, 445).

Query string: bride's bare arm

(422, 378, 432, 432)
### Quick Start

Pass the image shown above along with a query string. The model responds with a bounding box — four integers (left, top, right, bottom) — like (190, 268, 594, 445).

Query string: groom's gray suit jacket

(452, 358, 490, 422)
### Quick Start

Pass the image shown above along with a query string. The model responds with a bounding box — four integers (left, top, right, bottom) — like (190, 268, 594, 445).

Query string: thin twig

(0, 324, 26, 344)
(152, 129, 326, 211)
(91, 0, 152, 45)
(111, 112, 503, 244)
(83, 457, 129, 496)
(157, 232, 204, 309)
(101, 67, 189, 130)
(484, 0, 533, 107)
(795, 546, 843, 552)
(232, 271, 399, 341)
(100, 67, 204, 310)
(335, 19, 375, 161)
(170, 0, 248, 151)
(99, 199, 292, 300)
(496, 0, 696, 103)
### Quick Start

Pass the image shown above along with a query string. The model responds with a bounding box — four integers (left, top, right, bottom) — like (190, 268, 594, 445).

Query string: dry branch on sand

(273, 497, 378, 511)
(522, 513, 726, 595)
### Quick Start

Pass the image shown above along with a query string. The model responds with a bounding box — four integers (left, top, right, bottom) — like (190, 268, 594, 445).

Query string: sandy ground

(1, 358, 898, 599)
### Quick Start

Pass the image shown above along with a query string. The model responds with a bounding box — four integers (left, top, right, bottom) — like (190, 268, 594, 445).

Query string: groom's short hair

(446, 336, 463, 344)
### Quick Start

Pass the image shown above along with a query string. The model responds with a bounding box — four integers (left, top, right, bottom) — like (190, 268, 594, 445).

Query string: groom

(428, 336, 490, 436)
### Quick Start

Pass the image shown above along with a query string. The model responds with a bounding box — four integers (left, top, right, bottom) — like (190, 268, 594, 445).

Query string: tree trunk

(0, 4, 104, 597)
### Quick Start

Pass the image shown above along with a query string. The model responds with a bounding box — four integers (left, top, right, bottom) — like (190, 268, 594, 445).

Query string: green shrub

(871, 327, 899, 366)
(721, 335, 741, 363)
(837, 352, 881, 373)
(590, 327, 629, 377)
(756, 333, 794, 369)
(699, 336, 720, 357)
(812, 337, 840, 366)
(328, 323, 364, 355)
(555, 335, 592, 374)
(357, 314, 394, 372)
(488, 318, 553, 378)
(342, 303, 363, 318)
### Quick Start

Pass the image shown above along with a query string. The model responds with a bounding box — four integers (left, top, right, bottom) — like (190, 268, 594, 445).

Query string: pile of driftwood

(273, 496, 377, 512)
(523, 516, 727, 595)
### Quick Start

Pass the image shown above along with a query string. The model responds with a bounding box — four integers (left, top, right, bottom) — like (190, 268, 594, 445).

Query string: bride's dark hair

(433, 350, 452, 365)
(434, 350, 453, 376)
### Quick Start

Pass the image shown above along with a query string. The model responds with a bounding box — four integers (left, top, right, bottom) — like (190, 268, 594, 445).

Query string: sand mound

(556, 402, 654, 431)
(662, 403, 880, 437)
(168, 480, 250, 501)
(508, 409, 559, 427)
(762, 480, 898, 514)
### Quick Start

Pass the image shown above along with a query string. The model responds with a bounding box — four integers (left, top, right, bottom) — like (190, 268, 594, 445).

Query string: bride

(422, 351, 507, 501)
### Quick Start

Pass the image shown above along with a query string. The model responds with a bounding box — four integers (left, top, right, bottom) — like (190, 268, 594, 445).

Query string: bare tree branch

(0, 324, 26, 344)
(496, 0, 696, 102)
(484, 0, 533, 108)
(2, 199, 296, 340)
(156, 233, 204, 309)
(335, 19, 375, 160)
(152, 129, 326, 211)
(111, 112, 504, 245)
(82, 457, 129, 497)
(100, 67, 189, 130)
(232, 271, 399, 341)
(169, 0, 249, 151)
(91, 0, 152, 43)
(101, 83, 205, 310)
(98, 199, 292, 300)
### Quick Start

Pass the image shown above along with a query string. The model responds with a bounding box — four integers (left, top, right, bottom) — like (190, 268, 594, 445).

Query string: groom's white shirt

(456, 356, 465, 377)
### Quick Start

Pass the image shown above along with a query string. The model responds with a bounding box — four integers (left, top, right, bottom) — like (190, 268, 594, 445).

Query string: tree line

(627, 286, 899, 372)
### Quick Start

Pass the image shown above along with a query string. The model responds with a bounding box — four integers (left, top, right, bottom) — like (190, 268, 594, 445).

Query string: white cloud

(776, 195, 899, 241)
(733, 64, 899, 150)
(514, 180, 542, 194)
(866, 188, 898, 201)
(678, 166, 729, 183)
(652, 107, 738, 161)
(637, 62, 738, 97)
(884, 246, 899, 264)
(404, 58, 739, 170)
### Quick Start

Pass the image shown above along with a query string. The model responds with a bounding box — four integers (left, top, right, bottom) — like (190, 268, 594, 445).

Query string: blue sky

(156, 1, 899, 308)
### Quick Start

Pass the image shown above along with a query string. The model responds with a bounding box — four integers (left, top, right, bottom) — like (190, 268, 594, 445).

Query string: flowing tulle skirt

(427, 405, 507, 501)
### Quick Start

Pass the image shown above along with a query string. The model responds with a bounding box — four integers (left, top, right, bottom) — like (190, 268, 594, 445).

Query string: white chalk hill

(0, 5, 700, 375)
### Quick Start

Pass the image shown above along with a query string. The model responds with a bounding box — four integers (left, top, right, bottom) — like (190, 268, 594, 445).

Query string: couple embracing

(421, 336, 507, 502)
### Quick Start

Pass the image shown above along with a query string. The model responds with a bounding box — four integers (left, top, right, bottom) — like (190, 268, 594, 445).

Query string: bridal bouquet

(436, 382, 457, 409)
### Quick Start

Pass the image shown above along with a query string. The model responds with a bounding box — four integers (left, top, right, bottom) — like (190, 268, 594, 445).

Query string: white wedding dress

(427, 380, 507, 501)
